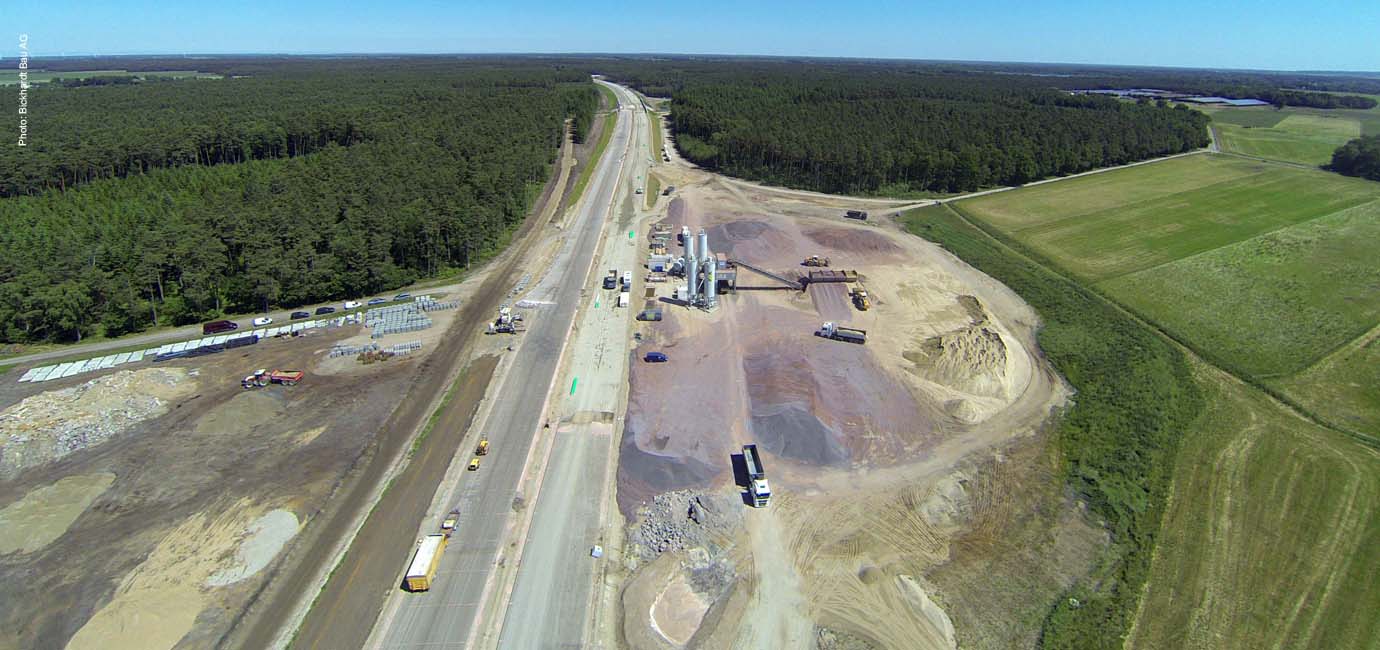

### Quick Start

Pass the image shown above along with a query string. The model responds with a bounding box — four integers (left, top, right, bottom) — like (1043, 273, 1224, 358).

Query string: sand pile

(809, 283, 854, 322)
(205, 509, 300, 586)
(0, 368, 195, 479)
(804, 226, 903, 257)
(905, 299, 1011, 400)
(0, 472, 115, 555)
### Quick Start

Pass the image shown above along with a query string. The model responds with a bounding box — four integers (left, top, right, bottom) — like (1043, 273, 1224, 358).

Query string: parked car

(644, 351, 668, 363)
(393, 293, 412, 302)
(202, 320, 238, 335)
(343, 300, 361, 309)
(290, 311, 310, 320)
(252, 316, 273, 327)
(367, 297, 387, 306)
(315, 306, 336, 315)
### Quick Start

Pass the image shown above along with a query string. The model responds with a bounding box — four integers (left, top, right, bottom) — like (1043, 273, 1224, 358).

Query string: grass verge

(565, 99, 618, 212)
(645, 173, 660, 209)
(647, 107, 663, 157)
(903, 204, 1202, 649)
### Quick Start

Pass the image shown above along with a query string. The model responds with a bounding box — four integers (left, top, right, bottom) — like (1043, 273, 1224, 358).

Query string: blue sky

(11, 0, 1380, 72)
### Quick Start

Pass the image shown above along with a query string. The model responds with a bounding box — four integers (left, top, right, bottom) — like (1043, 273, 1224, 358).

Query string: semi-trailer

(817, 322, 867, 344)
(742, 444, 771, 507)
(403, 534, 448, 592)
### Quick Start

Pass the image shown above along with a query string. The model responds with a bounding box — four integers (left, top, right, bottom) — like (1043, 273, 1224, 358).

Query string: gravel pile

(627, 489, 742, 564)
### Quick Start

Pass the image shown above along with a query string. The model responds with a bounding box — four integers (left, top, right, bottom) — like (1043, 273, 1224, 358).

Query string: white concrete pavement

(366, 81, 639, 650)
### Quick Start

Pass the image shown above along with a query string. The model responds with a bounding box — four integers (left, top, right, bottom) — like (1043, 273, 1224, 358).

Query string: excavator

(851, 285, 871, 311)
(801, 255, 831, 267)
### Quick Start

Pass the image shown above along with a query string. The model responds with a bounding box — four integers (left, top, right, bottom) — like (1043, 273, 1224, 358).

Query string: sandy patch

(0, 368, 195, 478)
(64, 500, 263, 650)
(293, 425, 327, 448)
(206, 509, 300, 586)
(0, 472, 115, 554)
(193, 389, 285, 435)
(650, 574, 710, 646)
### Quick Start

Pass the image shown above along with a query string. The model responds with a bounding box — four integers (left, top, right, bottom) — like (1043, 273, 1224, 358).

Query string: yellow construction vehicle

(802, 255, 831, 267)
(851, 285, 871, 311)
(475, 437, 489, 456)
(468, 457, 481, 471)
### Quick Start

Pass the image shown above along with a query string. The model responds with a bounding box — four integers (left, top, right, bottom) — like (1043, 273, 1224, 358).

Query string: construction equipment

(468, 457, 481, 471)
(603, 269, 618, 289)
(441, 509, 460, 531)
(851, 285, 871, 311)
(844, 210, 869, 220)
(241, 369, 304, 388)
(804, 269, 859, 285)
(403, 534, 448, 592)
(487, 307, 524, 334)
(802, 255, 831, 267)
(475, 437, 489, 456)
(817, 322, 867, 344)
(742, 444, 771, 507)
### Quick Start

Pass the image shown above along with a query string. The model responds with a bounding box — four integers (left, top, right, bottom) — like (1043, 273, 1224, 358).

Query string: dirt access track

(0, 127, 574, 650)
(609, 154, 1093, 649)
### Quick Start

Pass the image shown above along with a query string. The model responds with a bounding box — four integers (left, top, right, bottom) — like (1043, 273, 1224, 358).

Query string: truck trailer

(817, 322, 867, 344)
(403, 534, 449, 592)
(742, 444, 771, 507)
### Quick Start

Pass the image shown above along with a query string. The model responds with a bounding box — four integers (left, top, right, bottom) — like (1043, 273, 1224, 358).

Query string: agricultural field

(1200, 103, 1380, 165)
(955, 150, 1380, 423)
(1128, 362, 1380, 650)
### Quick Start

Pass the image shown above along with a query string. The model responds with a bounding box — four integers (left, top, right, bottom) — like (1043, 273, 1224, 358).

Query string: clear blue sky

(11, 0, 1380, 72)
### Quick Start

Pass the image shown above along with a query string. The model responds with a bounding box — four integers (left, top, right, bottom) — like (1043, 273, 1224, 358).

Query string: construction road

(360, 80, 641, 650)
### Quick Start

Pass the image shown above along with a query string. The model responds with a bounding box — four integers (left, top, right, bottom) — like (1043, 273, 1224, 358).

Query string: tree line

(0, 62, 597, 343)
(602, 61, 1208, 194)
(1330, 134, 1380, 181)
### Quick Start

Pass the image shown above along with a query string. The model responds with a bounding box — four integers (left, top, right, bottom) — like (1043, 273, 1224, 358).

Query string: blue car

(644, 352, 668, 363)
(367, 297, 387, 306)
(394, 293, 412, 302)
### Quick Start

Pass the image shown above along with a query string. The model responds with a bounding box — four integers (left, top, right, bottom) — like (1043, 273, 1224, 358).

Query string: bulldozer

(802, 255, 831, 267)
(850, 285, 871, 311)
(241, 369, 304, 388)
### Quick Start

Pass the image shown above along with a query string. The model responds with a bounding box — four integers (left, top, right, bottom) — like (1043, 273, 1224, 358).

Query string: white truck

(743, 444, 771, 507)
(617, 292, 630, 308)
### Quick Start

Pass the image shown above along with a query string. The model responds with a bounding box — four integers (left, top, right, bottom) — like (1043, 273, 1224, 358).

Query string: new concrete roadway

(363, 81, 641, 650)
(492, 81, 652, 650)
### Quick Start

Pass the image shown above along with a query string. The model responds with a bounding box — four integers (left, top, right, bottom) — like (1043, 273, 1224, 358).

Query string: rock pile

(0, 368, 194, 478)
(627, 489, 742, 564)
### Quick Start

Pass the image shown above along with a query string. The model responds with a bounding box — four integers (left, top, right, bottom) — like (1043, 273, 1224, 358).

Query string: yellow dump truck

(404, 534, 448, 592)
(475, 437, 489, 456)
(851, 286, 871, 311)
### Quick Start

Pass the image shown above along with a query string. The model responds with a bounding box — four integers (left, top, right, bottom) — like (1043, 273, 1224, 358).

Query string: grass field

(1199, 103, 1380, 164)
(647, 107, 663, 157)
(1102, 199, 1380, 377)
(1128, 362, 1380, 650)
(956, 155, 1380, 383)
(645, 173, 660, 208)
(0, 69, 220, 84)
(1272, 324, 1380, 436)
(565, 89, 619, 211)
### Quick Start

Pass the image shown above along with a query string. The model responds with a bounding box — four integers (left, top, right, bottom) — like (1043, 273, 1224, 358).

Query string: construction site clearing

(607, 161, 1094, 650)
(0, 282, 498, 650)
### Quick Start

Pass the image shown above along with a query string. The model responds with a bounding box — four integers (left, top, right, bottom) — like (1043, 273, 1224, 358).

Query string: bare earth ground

(612, 161, 1086, 649)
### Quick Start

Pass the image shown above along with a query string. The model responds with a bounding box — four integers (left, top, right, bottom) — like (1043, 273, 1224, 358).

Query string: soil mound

(809, 283, 854, 322)
(906, 324, 1010, 399)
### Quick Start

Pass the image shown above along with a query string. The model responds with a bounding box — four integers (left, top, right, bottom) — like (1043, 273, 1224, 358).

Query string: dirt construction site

(607, 157, 1105, 649)
(0, 283, 502, 650)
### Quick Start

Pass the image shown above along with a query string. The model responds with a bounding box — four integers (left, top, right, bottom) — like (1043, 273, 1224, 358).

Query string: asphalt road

(494, 80, 649, 649)
(367, 80, 638, 650)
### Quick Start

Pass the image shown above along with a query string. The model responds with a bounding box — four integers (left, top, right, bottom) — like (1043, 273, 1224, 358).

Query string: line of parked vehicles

(202, 293, 414, 335)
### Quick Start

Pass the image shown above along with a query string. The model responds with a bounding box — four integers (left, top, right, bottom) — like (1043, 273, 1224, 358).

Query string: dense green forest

(1330, 134, 1380, 181)
(0, 61, 598, 342)
(905, 205, 1202, 650)
(601, 61, 1209, 194)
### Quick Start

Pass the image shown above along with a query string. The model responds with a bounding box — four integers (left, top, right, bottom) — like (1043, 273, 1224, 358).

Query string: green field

(564, 89, 619, 211)
(1199, 103, 1380, 165)
(1128, 363, 1380, 650)
(0, 69, 221, 85)
(1273, 325, 1380, 436)
(957, 155, 1380, 381)
(647, 107, 664, 157)
(645, 173, 660, 208)
(1103, 199, 1380, 376)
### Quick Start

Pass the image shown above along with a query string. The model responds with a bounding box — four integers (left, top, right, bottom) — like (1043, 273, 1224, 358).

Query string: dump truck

(604, 269, 618, 290)
(441, 509, 460, 531)
(802, 255, 831, 267)
(817, 322, 866, 344)
(743, 444, 771, 507)
(403, 534, 448, 591)
(851, 286, 871, 311)
(241, 369, 304, 388)
(618, 292, 630, 308)
(475, 437, 489, 455)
